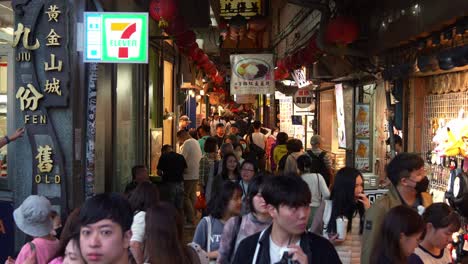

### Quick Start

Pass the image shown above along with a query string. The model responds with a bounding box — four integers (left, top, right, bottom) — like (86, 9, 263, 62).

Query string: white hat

(13, 195, 53, 237)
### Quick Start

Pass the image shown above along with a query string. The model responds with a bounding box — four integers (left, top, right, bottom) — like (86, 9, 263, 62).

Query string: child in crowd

(217, 175, 272, 264)
(408, 203, 461, 264)
(370, 205, 424, 264)
(193, 181, 242, 263)
(6, 195, 60, 264)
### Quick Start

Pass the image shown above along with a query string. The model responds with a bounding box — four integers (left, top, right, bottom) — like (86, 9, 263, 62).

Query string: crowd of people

(4, 115, 463, 264)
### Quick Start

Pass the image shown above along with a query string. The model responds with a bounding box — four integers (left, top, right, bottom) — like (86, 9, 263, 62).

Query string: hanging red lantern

(165, 17, 187, 35)
(149, 0, 176, 28)
(206, 67, 217, 76)
(284, 56, 294, 69)
(197, 54, 209, 65)
(298, 48, 316, 65)
(307, 33, 320, 52)
(325, 16, 359, 45)
(191, 49, 204, 61)
(186, 42, 198, 56)
(175, 30, 196, 48)
(214, 74, 224, 85)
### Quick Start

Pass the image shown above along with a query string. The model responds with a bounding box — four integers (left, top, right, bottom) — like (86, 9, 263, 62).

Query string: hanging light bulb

(196, 95, 201, 100)
(411, 3, 421, 15)
(200, 90, 205, 96)
(189, 90, 195, 97)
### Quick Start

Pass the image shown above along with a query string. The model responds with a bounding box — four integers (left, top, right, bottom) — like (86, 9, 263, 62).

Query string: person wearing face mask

(361, 153, 433, 264)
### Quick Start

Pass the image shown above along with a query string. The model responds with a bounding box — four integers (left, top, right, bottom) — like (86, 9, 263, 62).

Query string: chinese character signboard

(219, 0, 262, 18)
(230, 54, 274, 95)
(13, 0, 70, 213)
(293, 88, 313, 108)
(84, 12, 148, 63)
(335, 84, 346, 149)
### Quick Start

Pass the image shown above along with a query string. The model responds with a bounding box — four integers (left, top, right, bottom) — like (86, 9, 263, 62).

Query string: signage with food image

(355, 139, 370, 171)
(355, 104, 370, 138)
(230, 54, 275, 95)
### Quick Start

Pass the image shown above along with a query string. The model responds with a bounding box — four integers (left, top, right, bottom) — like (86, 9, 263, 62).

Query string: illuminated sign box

(84, 12, 148, 64)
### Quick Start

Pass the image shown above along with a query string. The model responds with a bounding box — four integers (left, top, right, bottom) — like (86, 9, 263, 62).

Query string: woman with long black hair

(192, 181, 242, 263)
(313, 167, 370, 264)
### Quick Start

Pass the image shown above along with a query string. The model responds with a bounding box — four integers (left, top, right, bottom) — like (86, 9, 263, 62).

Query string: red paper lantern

(175, 30, 196, 48)
(325, 16, 359, 45)
(186, 42, 198, 56)
(149, 0, 176, 28)
(197, 54, 209, 65)
(214, 75, 224, 85)
(298, 48, 316, 65)
(165, 17, 187, 35)
(284, 56, 294, 69)
(206, 67, 217, 76)
(191, 49, 204, 61)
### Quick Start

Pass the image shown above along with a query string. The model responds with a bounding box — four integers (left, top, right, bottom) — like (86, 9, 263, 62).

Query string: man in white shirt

(177, 130, 203, 226)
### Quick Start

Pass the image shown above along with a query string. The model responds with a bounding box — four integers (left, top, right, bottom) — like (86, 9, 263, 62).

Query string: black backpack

(306, 150, 331, 186)
(277, 153, 290, 172)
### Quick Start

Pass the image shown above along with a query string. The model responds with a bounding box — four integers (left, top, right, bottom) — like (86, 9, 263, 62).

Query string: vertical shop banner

(230, 54, 275, 95)
(13, 0, 70, 212)
(355, 104, 370, 137)
(335, 84, 346, 148)
(355, 139, 370, 171)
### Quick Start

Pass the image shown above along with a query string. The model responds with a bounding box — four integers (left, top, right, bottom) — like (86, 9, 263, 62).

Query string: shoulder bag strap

(316, 173, 322, 202)
(206, 216, 212, 253)
(251, 229, 268, 264)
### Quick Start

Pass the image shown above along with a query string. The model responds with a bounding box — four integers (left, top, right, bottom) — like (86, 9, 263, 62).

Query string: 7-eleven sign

(84, 12, 148, 63)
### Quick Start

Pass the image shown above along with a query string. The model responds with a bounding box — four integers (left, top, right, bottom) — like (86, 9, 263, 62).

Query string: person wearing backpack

(307, 135, 334, 187)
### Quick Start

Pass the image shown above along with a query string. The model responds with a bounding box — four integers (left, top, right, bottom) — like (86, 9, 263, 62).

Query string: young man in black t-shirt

(233, 174, 341, 264)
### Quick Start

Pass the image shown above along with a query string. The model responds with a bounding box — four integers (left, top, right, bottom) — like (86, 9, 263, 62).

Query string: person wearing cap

(7, 195, 60, 264)
(179, 115, 191, 131)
